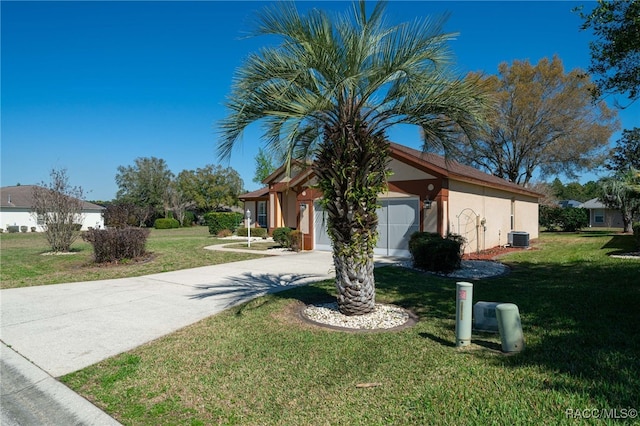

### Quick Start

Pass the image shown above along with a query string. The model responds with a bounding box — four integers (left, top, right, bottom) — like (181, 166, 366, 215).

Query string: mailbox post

(245, 209, 251, 248)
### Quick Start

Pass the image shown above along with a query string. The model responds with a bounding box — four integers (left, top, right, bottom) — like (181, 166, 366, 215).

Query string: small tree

(115, 157, 175, 225)
(164, 181, 193, 226)
(32, 168, 85, 252)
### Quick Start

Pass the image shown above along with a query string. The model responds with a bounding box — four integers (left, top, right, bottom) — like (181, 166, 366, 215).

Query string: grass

(0, 226, 264, 289)
(58, 231, 640, 425)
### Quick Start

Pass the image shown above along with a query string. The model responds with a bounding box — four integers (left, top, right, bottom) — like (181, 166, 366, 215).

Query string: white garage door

(314, 198, 419, 257)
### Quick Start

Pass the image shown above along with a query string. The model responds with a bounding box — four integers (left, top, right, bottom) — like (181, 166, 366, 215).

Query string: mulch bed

(462, 245, 532, 261)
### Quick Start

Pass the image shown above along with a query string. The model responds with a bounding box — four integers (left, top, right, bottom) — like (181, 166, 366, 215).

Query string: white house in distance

(240, 142, 541, 256)
(0, 185, 105, 232)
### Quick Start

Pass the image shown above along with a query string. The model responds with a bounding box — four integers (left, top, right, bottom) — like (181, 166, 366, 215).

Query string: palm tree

(600, 168, 640, 233)
(219, 1, 491, 315)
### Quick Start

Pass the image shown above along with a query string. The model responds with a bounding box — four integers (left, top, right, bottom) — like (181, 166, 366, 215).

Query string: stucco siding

(388, 158, 436, 181)
(1, 208, 41, 231)
(1, 209, 104, 232)
(283, 190, 298, 229)
(448, 180, 538, 252)
(514, 198, 539, 240)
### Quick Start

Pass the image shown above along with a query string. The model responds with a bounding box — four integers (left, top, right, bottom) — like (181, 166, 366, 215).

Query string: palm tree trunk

(333, 244, 376, 315)
(315, 120, 390, 316)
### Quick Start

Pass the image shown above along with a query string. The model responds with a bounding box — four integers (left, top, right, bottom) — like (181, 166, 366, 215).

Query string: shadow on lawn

(601, 234, 637, 253)
(190, 272, 330, 308)
(376, 258, 640, 409)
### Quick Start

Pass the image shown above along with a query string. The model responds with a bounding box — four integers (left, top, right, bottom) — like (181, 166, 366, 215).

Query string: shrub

(104, 203, 147, 228)
(272, 227, 292, 247)
(633, 222, 640, 250)
(289, 230, 303, 252)
(183, 211, 196, 227)
(7, 226, 19, 233)
(31, 227, 37, 232)
(409, 232, 465, 273)
(236, 227, 268, 238)
(83, 227, 150, 263)
(539, 205, 588, 232)
(20, 226, 28, 233)
(154, 218, 180, 229)
(559, 208, 588, 232)
(204, 212, 244, 235)
(539, 205, 563, 231)
(217, 229, 233, 238)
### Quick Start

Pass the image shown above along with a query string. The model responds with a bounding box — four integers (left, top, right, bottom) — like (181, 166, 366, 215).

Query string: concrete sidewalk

(1, 251, 334, 425)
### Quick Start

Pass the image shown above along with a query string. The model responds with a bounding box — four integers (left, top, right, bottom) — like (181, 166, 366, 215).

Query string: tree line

(98, 158, 244, 228)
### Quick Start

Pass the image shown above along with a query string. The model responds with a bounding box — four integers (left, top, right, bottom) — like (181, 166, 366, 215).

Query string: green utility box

(496, 303, 525, 353)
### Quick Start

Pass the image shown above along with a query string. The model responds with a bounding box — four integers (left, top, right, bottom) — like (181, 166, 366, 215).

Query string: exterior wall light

(423, 199, 432, 210)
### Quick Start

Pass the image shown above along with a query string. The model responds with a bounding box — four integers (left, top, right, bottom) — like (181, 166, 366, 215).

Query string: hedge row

(539, 206, 588, 232)
(204, 212, 244, 235)
(154, 218, 180, 229)
(633, 222, 640, 250)
(236, 227, 268, 238)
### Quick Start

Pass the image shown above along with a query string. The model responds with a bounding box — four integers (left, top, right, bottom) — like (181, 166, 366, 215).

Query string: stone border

(610, 252, 640, 259)
(297, 301, 419, 333)
(393, 259, 511, 280)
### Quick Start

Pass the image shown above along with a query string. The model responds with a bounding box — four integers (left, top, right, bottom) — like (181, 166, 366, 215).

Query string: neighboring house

(580, 198, 624, 228)
(0, 185, 105, 232)
(557, 200, 582, 209)
(240, 143, 541, 256)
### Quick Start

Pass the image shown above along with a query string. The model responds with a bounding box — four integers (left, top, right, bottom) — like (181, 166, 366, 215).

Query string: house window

(37, 214, 45, 225)
(510, 199, 515, 230)
(257, 201, 267, 228)
(594, 209, 604, 224)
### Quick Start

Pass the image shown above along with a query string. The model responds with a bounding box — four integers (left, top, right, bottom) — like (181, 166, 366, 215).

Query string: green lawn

(59, 231, 640, 425)
(0, 227, 264, 289)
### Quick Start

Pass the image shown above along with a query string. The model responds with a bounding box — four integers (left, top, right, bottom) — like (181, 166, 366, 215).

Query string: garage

(314, 197, 420, 257)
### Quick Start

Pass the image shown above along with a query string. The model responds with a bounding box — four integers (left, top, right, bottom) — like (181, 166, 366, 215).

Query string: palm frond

(218, 0, 491, 164)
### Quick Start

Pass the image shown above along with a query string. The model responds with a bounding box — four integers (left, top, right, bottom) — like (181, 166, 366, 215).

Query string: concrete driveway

(1, 251, 334, 425)
(1, 251, 334, 377)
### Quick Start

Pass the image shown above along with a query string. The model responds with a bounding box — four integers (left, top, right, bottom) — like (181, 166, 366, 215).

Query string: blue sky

(2, 1, 638, 201)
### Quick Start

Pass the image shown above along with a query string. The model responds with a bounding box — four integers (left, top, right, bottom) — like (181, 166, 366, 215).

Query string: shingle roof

(0, 186, 105, 210)
(580, 198, 606, 209)
(238, 186, 269, 200)
(239, 143, 542, 200)
(388, 143, 542, 198)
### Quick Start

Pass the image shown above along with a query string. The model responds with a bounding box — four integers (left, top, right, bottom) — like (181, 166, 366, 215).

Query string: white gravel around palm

(303, 302, 410, 330)
(302, 260, 511, 330)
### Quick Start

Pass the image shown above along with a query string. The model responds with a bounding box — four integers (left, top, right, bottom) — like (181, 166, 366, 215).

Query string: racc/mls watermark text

(565, 408, 638, 420)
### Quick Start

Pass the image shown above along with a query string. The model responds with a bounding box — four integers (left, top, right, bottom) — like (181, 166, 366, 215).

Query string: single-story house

(580, 198, 624, 228)
(240, 142, 541, 256)
(557, 200, 582, 208)
(0, 185, 105, 232)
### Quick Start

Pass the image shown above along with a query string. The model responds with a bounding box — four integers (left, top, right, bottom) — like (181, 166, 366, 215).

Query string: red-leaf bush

(83, 227, 150, 263)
